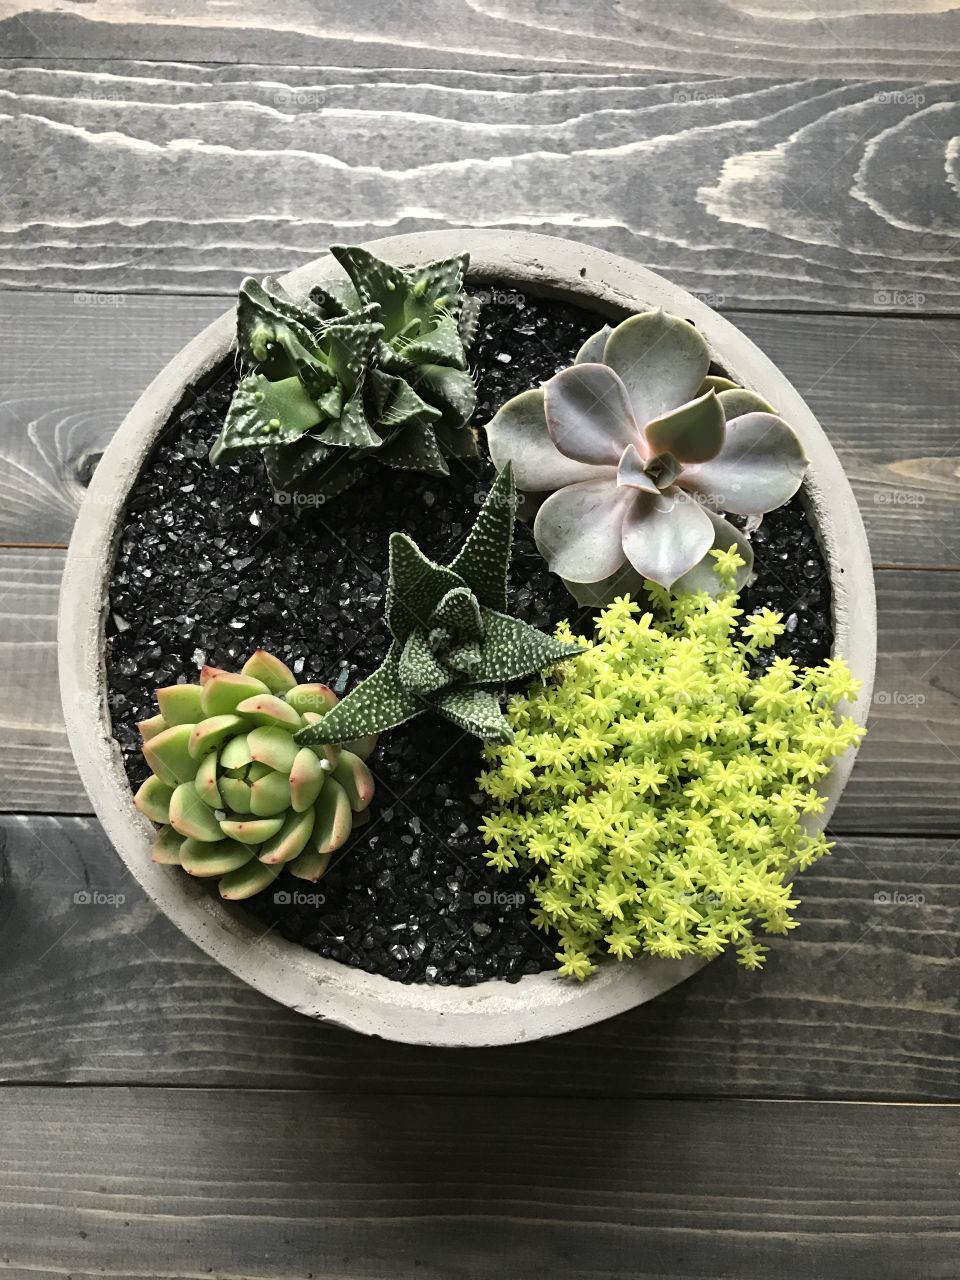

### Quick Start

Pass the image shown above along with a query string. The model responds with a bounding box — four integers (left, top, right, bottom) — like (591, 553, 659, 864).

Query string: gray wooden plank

(2, 1, 958, 76)
(1, 62, 958, 307)
(1, 548, 956, 830)
(2, 815, 958, 1097)
(2, 291, 959, 565)
(0, 1088, 958, 1280)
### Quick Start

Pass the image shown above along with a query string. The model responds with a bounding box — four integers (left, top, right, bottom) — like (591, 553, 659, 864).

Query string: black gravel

(105, 285, 831, 985)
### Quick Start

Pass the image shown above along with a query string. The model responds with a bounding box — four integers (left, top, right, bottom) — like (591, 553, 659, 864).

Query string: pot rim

(58, 229, 876, 1047)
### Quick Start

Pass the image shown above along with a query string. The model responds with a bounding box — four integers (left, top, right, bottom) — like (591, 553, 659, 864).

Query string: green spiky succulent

(311, 244, 479, 457)
(209, 247, 480, 504)
(134, 650, 376, 900)
(295, 464, 584, 749)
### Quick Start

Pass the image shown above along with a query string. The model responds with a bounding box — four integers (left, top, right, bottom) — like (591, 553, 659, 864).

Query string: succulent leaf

(242, 650, 297, 694)
(258, 808, 316, 865)
(169, 782, 224, 843)
(194, 750, 222, 809)
(575, 325, 613, 365)
(151, 825, 184, 865)
(313, 776, 354, 853)
(219, 860, 280, 900)
(644, 389, 725, 464)
(285, 683, 338, 716)
(210, 374, 321, 464)
(235, 694, 304, 731)
(189, 714, 246, 761)
(448, 463, 515, 612)
(385, 534, 464, 644)
(289, 747, 326, 812)
(671, 509, 755, 596)
(429, 687, 513, 744)
(603, 309, 711, 427)
(544, 364, 638, 465)
(143, 724, 198, 786)
(473, 608, 582, 683)
(180, 838, 254, 878)
(677, 412, 809, 516)
(156, 683, 204, 726)
(533, 477, 631, 581)
(137, 713, 167, 742)
(330, 750, 375, 812)
(716, 387, 776, 419)
(620, 487, 715, 589)
(287, 847, 333, 883)
(249, 769, 293, 817)
(296, 648, 423, 746)
(134, 775, 174, 824)
(485, 389, 600, 492)
(201, 672, 270, 717)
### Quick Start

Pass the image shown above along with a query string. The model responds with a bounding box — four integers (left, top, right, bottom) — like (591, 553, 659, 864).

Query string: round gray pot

(59, 230, 876, 1047)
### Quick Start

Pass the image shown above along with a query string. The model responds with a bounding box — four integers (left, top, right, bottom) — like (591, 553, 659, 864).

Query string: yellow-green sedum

(477, 549, 865, 979)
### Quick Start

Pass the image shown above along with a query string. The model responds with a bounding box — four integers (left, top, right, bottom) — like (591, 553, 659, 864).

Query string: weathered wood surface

(2, 548, 957, 829)
(3, 816, 958, 1098)
(3, 0, 959, 76)
(1, 1088, 958, 1280)
(1, 61, 958, 307)
(3, 291, 958, 563)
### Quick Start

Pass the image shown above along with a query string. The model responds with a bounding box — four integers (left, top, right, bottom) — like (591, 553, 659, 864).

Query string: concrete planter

(59, 230, 876, 1047)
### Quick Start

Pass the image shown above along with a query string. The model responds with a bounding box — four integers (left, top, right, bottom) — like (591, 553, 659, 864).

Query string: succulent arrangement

(209, 247, 478, 503)
(485, 309, 809, 604)
(296, 464, 583, 748)
(478, 553, 865, 978)
(134, 650, 375, 899)
(117, 247, 867, 990)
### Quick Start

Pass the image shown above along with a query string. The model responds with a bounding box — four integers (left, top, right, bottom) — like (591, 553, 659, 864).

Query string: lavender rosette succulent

(485, 309, 809, 603)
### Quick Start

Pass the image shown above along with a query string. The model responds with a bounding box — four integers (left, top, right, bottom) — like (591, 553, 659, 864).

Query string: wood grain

(1, 62, 958, 306)
(1, 1087, 958, 1280)
(3, 0, 959, 76)
(2, 547, 956, 828)
(3, 291, 959, 563)
(2, 816, 958, 1098)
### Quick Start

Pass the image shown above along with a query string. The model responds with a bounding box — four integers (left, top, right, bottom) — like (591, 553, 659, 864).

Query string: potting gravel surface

(106, 285, 833, 985)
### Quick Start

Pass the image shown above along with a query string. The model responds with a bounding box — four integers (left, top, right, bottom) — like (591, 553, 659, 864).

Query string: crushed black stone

(105, 284, 831, 985)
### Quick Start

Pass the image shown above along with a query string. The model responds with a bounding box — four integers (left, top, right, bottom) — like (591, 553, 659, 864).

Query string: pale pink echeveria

(485, 309, 809, 600)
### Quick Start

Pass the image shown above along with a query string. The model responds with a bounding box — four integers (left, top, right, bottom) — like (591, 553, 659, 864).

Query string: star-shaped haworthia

(295, 464, 585, 748)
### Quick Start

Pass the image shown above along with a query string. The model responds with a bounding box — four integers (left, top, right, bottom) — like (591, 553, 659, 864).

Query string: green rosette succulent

(209, 249, 480, 503)
(485, 309, 810, 604)
(133, 650, 376, 900)
(311, 245, 479, 459)
(295, 464, 584, 749)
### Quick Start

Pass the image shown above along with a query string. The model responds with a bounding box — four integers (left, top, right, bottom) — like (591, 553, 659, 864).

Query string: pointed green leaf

(156, 683, 204, 726)
(210, 373, 322, 464)
(218, 859, 280, 900)
(413, 253, 468, 309)
(385, 534, 465, 643)
(432, 586, 484, 641)
(474, 608, 584, 683)
(368, 368, 441, 431)
(458, 293, 481, 352)
(295, 647, 423, 745)
(428, 687, 514, 745)
(134, 775, 174, 824)
(397, 314, 467, 371)
(376, 421, 449, 476)
(316, 393, 381, 450)
(448, 463, 514, 612)
(398, 629, 450, 697)
(330, 244, 410, 333)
